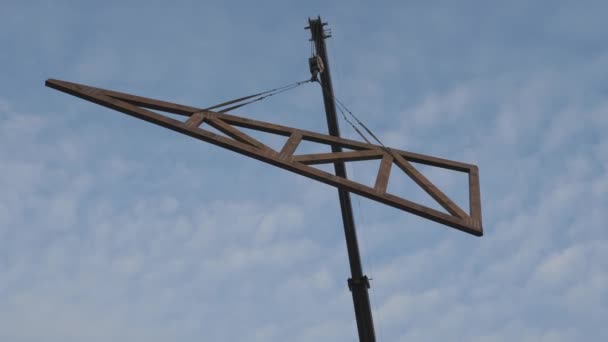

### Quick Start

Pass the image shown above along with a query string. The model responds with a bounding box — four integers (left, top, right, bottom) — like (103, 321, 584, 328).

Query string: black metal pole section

(306, 17, 376, 342)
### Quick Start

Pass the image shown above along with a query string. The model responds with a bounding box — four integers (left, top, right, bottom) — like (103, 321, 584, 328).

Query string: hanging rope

(204, 78, 313, 113)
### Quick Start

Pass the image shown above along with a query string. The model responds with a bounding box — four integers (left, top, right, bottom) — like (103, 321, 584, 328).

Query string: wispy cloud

(2, 1, 607, 341)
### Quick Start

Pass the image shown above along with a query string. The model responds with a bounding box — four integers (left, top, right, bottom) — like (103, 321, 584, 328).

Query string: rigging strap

(333, 95, 388, 150)
(314, 79, 388, 149)
(203, 76, 387, 151)
(204, 78, 312, 113)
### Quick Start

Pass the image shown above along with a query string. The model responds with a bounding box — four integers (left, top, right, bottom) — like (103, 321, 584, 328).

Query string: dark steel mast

(306, 16, 376, 342)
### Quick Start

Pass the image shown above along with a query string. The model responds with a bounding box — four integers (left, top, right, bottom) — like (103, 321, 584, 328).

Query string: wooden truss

(46, 79, 483, 236)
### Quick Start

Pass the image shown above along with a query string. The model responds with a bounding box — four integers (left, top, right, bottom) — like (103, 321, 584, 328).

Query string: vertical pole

(307, 16, 376, 342)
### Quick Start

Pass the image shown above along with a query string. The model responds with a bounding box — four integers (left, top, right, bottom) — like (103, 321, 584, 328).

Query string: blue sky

(1, 1, 607, 341)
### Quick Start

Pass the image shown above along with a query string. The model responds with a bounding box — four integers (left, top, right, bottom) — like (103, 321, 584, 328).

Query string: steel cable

(204, 78, 313, 112)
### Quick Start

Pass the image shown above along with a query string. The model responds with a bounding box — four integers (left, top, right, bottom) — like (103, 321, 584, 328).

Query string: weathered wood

(374, 153, 393, 194)
(51, 79, 201, 115)
(293, 150, 383, 165)
(45, 78, 483, 236)
(469, 166, 482, 223)
(45, 79, 475, 171)
(279, 132, 303, 160)
(391, 151, 469, 219)
(220, 112, 474, 172)
(205, 116, 272, 151)
(185, 111, 206, 128)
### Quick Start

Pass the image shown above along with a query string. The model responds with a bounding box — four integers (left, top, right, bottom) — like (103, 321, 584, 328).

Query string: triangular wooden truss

(46, 79, 483, 236)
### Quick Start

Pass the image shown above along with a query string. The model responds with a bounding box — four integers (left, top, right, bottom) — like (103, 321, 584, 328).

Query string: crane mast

(307, 16, 376, 342)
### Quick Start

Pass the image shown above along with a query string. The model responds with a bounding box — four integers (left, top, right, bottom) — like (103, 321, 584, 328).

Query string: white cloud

(2, 2, 608, 341)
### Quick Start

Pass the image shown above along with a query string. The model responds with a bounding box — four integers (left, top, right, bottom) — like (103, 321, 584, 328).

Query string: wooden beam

(221, 112, 474, 172)
(293, 150, 383, 165)
(391, 152, 469, 219)
(45, 79, 475, 172)
(469, 166, 482, 222)
(205, 116, 272, 151)
(279, 132, 303, 160)
(374, 153, 393, 194)
(46, 78, 483, 236)
(185, 111, 206, 128)
(47, 79, 201, 116)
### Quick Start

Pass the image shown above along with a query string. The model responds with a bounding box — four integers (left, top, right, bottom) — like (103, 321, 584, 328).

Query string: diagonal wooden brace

(46, 78, 483, 236)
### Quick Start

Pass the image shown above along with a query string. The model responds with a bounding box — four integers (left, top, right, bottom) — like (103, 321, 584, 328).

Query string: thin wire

(314, 79, 373, 145)
(335, 98, 373, 145)
(316, 42, 372, 145)
(315, 79, 389, 149)
(333, 96, 388, 150)
(328, 83, 402, 171)
(204, 78, 312, 112)
(219, 79, 311, 113)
